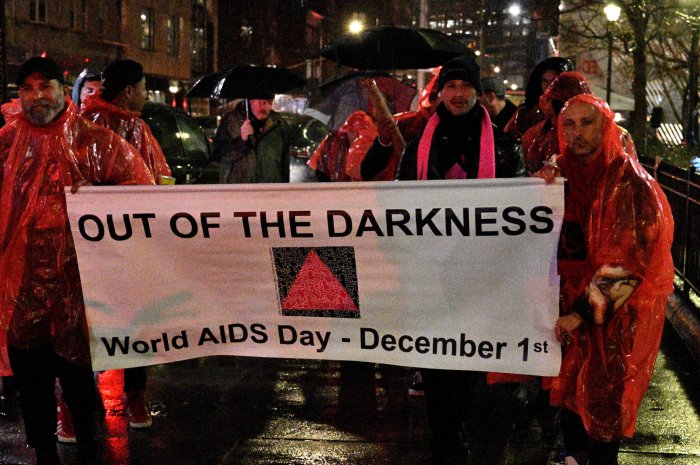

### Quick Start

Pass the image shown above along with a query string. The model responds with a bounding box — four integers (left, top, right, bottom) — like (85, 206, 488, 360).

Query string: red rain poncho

(308, 111, 378, 181)
(0, 100, 154, 375)
(81, 93, 172, 181)
(522, 72, 592, 175)
(550, 94, 675, 441)
(505, 104, 543, 143)
(316, 73, 439, 182)
(359, 106, 434, 181)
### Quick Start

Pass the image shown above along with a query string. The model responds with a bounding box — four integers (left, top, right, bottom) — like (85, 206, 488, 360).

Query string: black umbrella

(187, 70, 228, 98)
(318, 26, 469, 70)
(187, 65, 307, 99)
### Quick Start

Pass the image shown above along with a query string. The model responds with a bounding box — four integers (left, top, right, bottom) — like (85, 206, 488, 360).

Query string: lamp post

(604, 3, 621, 104)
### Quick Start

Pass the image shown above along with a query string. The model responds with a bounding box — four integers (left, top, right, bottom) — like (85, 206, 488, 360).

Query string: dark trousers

(422, 368, 483, 462)
(8, 345, 100, 463)
(123, 367, 146, 392)
(561, 408, 620, 465)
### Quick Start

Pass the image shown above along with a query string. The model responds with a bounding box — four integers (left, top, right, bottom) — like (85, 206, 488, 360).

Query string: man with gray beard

(0, 57, 154, 465)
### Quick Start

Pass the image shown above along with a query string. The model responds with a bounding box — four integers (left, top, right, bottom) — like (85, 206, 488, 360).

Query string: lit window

(29, 0, 47, 22)
(192, 27, 206, 71)
(140, 8, 155, 51)
(192, 3, 208, 73)
(167, 16, 179, 57)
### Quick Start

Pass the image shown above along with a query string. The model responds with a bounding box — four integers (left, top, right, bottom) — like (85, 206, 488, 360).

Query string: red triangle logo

(281, 250, 359, 312)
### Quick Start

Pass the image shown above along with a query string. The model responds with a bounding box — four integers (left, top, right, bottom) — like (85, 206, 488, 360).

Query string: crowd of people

(0, 52, 675, 465)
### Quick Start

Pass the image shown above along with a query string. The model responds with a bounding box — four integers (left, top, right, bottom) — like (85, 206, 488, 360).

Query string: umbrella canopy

(305, 71, 417, 130)
(188, 65, 307, 99)
(318, 26, 468, 70)
(187, 70, 228, 98)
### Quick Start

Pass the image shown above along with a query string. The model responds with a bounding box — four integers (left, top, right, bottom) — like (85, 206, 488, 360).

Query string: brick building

(1, 0, 218, 106)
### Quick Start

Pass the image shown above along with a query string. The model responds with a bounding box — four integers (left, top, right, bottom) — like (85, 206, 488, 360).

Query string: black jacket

(361, 103, 524, 181)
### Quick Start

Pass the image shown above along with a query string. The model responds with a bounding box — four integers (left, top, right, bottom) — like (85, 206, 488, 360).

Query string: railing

(640, 156, 699, 301)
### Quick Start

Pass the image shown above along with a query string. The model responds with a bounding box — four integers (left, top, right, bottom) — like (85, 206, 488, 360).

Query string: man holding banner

(362, 54, 524, 465)
(548, 94, 674, 465)
(80, 58, 173, 431)
(0, 57, 154, 465)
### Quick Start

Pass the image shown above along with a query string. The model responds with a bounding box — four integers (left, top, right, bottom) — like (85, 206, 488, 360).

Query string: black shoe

(77, 442, 102, 465)
(408, 371, 425, 397)
(36, 448, 61, 465)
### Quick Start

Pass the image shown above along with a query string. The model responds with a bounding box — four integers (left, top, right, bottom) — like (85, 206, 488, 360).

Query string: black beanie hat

(437, 55, 481, 94)
(101, 59, 144, 101)
(15, 57, 64, 86)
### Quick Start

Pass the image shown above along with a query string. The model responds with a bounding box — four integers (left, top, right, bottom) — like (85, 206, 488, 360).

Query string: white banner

(66, 179, 564, 376)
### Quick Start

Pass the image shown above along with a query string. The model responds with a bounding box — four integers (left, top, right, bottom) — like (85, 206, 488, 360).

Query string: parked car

(191, 114, 218, 144)
(141, 102, 219, 184)
(280, 112, 330, 183)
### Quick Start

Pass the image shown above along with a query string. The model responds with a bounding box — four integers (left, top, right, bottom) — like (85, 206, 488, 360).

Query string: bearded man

(0, 57, 154, 465)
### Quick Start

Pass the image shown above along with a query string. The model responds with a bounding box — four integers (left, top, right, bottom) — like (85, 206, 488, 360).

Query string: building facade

(426, 0, 559, 89)
(1, 0, 218, 106)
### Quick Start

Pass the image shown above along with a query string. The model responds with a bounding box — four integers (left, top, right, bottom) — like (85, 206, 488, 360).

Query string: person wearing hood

(521, 71, 593, 175)
(0, 56, 154, 465)
(80, 59, 172, 184)
(505, 57, 574, 142)
(308, 110, 378, 182)
(71, 69, 101, 109)
(213, 87, 290, 184)
(545, 94, 674, 465)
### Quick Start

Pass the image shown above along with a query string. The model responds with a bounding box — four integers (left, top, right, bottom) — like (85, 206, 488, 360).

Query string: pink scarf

(416, 105, 496, 180)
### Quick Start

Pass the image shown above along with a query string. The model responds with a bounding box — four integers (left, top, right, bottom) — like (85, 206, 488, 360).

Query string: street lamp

(604, 2, 621, 104)
(348, 19, 364, 34)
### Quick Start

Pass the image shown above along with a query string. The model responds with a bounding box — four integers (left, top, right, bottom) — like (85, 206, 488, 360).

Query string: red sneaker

(125, 389, 152, 428)
(56, 397, 76, 444)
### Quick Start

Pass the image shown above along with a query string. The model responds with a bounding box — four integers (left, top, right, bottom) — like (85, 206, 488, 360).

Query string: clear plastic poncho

(550, 94, 675, 441)
(0, 100, 154, 374)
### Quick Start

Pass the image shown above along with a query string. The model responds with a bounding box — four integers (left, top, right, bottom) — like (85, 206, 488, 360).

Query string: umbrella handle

(364, 79, 405, 179)
(364, 79, 404, 145)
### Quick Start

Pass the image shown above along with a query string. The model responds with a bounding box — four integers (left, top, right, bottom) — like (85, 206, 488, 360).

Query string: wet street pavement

(1, 325, 698, 465)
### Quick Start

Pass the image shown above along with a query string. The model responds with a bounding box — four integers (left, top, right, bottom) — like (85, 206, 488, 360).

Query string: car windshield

(144, 110, 184, 160)
(174, 113, 209, 164)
